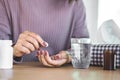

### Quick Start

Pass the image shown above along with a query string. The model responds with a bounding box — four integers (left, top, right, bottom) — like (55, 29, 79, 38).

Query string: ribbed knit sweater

(0, 0, 89, 61)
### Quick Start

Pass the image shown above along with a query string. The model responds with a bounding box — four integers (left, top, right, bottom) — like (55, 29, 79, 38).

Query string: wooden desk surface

(0, 62, 120, 80)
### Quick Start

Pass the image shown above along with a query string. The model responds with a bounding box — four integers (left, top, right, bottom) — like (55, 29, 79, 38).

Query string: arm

(0, 0, 21, 63)
(0, 1, 47, 63)
(0, 0, 12, 40)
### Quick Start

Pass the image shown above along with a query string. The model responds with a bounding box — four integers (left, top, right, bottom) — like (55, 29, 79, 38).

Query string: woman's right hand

(13, 31, 48, 57)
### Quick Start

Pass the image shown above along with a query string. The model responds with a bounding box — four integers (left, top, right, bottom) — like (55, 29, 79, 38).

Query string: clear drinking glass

(70, 38, 91, 69)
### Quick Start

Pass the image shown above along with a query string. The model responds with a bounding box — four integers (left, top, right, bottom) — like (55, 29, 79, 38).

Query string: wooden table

(0, 62, 120, 80)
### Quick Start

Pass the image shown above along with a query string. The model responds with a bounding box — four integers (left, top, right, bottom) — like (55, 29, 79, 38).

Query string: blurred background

(83, 0, 120, 44)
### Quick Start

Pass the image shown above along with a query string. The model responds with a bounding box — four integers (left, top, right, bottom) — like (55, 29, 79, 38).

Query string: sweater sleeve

(0, 0, 23, 63)
(0, 0, 12, 40)
(72, 0, 89, 38)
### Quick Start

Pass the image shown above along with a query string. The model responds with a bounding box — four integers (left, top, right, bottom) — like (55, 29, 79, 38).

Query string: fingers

(23, 31, 46, 47)
(44, 51, 59, 66)
(13, 31, 48, 57)
(37, 50, 67, 67)
(13, 44, 30, 57)
(45, 51, 67, 66)
(25, 35, 39, 49)
(52, 51, 71, 63)
(22, 41, 35, 52)
(37, 50, 54, 67)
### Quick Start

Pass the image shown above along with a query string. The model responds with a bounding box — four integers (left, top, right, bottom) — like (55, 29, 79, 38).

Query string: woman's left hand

(37, 50, 71, 67)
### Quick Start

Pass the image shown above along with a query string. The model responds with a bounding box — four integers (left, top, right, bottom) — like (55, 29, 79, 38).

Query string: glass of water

(70, 38, 91, 69)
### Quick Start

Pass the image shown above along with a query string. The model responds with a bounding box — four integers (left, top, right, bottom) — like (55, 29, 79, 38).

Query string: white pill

(45, 42, 49, 47)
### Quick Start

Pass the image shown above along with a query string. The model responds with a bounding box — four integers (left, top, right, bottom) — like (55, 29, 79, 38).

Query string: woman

(0, 0, 89, 67)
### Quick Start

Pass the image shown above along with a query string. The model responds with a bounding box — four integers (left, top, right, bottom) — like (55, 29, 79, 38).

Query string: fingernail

(51, 57, 54, 60)
(41, 50, 45, 55)
(37, 48, 40, 50)
(55, 56, 57, 60)
(44, 52, 47, 56)
(54, 56, 59, 60)
(56, 56, 59, 59)
(43, 41, 49, 47)
(38, 50, 41, 55)
(37, 50, 41, 55)
(37, 51, 39, 54)
(45, 50, 48, 56)
(35, 55, 38, 58)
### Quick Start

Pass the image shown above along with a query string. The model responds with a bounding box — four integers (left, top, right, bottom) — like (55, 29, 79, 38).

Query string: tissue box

(90, 44, 120, 67)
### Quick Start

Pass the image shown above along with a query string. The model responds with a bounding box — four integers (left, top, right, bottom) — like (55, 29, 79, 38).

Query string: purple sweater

(0, 0, 89, 62)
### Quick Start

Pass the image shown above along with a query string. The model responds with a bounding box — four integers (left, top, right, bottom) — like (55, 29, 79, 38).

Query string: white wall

(98, 0, 120, 28)
(83, 0, 98, 43)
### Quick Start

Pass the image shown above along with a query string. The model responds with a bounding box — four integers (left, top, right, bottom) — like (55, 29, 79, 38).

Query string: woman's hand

(37, 50, 71, 67)
(13, 31, 48, 57)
